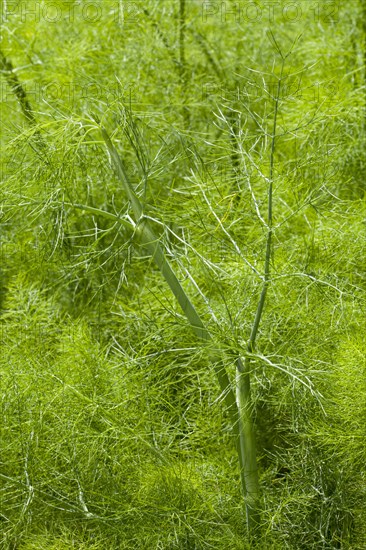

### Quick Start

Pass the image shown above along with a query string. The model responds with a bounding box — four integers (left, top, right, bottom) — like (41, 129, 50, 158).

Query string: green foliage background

(0, 1, 365, 548)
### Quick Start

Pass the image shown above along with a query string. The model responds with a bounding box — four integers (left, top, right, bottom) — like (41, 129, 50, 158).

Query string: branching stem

(236, 59, 285, 534)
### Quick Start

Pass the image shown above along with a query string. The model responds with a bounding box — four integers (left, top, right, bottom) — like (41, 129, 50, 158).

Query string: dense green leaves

(0, 1, 365, 548)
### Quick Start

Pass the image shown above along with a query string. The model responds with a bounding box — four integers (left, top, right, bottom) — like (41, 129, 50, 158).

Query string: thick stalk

(101, 123, 300, 534)
(237, 357, 260, 532)
(236, 63, 283, 533)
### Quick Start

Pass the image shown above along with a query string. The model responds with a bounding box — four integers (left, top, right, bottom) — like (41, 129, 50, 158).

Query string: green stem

(141, 3, 189, 125)
(179, 0, 186, 79)
(248, 63, 282, 351)
(62, 202, 134, 229)
(179, 0, 189, 126)
(0, 49, 45, 150)
(100, 125, 238, 424)
(236, 61, 284, 533)
(362, 0, 366, 116)
(142, 7, 178, 67)
(237, 357, 260, 532)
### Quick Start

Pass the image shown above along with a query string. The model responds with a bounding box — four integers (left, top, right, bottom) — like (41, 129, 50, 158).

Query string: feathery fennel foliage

(0, 1, 365, 548)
